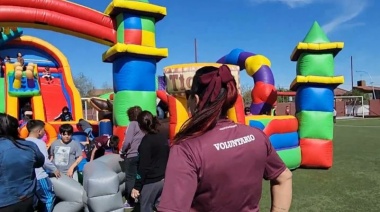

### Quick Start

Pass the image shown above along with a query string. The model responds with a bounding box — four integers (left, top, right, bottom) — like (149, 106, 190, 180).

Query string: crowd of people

(0, 65, 293, 212)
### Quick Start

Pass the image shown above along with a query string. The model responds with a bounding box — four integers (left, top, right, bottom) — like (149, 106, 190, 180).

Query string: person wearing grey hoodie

(121, 106, 145, 209)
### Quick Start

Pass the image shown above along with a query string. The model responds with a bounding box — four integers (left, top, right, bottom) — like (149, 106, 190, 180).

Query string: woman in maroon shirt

(158, 65, 293, 212)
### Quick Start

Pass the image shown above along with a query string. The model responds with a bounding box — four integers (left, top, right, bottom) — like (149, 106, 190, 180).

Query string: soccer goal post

(334, 96, 365, 119)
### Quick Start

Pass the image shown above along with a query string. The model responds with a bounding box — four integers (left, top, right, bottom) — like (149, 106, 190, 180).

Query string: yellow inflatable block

(245, 55, 271, 76)
(290, 75, 345, 91)
(103, 43, 168, 62)
(290, 42, 344, 61)
(105, 0, 167, 21)
(141, 30, 156, 47)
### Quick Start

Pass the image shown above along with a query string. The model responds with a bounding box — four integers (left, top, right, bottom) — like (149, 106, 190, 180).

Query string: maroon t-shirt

(158, 119, 286, 212)
(94, 136, 109, 149)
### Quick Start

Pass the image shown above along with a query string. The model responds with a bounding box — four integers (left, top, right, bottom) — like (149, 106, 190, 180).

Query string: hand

(67, 167, 74, 178)
(131, 188, 140, 199)
(53, 170, 61, 178)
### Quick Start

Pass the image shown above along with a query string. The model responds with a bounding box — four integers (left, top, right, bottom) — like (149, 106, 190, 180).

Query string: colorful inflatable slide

(0, 35, 83, 143)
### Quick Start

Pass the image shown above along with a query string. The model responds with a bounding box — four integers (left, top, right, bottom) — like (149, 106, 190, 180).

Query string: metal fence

(81, 98, 98, 121)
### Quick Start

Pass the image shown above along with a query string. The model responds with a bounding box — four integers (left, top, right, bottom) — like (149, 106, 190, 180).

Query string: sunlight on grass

(259, 119, 380, 211)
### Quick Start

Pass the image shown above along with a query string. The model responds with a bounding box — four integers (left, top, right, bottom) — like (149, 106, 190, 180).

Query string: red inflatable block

(300, 138, 333, 168)
(251, 82, 277, 104)
(114, 126, 127, 151)
(167, 95, 179, 143)
(264, 118, 298, 136)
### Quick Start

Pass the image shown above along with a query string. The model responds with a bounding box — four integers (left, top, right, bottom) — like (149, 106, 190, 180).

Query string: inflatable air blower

(99, 119, 113, 136)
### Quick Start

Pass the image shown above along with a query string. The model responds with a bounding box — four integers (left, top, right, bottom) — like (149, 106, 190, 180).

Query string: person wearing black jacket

(131, 111, 169, 212)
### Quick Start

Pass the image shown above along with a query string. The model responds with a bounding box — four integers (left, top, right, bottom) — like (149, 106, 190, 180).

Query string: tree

(240, 84, 252, 106)
(343, 89, 370, 104)
(101, 81, 113, 90)
(73, 72, 94, 97)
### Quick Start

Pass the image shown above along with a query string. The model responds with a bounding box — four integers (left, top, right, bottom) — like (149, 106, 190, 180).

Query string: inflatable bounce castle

(0, 0, 344, 211)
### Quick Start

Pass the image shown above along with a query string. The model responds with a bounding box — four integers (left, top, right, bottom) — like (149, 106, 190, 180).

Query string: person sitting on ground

(131, 110, 170, 212)
(77, 118, 94, 142)
(158, 65, 293, 212)
(54, 106, 73, 122)
(49, 124, 83, 181)
(41, 67, 54, 84)
(89, 135, 119, 161)
(0, 113, 45, 212)
(26, 120, 60, 212)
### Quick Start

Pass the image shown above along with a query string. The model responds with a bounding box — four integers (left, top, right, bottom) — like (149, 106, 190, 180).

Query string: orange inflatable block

(300, 138, 333, 169)
(114, 125, 127, 151)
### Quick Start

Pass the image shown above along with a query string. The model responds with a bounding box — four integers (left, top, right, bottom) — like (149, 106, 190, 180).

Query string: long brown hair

(174, 65, 238, 144)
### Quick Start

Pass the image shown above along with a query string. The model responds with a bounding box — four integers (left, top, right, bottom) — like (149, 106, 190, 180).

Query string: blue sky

(22, 0, 379, 90)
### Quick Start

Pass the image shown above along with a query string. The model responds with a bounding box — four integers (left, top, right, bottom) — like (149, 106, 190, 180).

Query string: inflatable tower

(290, 21, 344, 168)
(102, 0, 168, 128)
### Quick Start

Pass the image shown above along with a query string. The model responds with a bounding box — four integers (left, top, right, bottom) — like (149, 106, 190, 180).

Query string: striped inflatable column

(290, 22, 344, 168)
(103, 0, 168, 132)
(217, 49, 277, 115)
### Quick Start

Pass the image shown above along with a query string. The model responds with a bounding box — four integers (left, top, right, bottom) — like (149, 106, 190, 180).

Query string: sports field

(259, 118, 380, 212)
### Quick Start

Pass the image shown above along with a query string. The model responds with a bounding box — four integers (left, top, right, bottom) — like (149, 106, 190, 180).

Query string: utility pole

(350, 56, 354, 90)
(194, 38, 198, 63)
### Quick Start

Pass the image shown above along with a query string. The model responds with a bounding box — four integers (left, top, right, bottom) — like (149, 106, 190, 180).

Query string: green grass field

(259, 118, 380, 211)
(127, 118, 380, 212)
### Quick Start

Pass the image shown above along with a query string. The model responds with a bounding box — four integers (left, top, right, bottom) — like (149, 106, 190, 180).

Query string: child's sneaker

(123, 201, 133, 209)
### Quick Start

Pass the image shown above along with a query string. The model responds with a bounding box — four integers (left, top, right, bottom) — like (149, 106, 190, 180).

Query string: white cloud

(321, 0, 368, 34)
(250, 0, 368, 34)
(250, 0, 317, 8)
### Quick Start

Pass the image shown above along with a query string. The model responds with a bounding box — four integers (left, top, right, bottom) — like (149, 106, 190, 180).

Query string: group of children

(24, 117, 120, 211)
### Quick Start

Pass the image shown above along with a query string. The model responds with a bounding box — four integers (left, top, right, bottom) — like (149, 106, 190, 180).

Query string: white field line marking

(335, 124, 380, 128)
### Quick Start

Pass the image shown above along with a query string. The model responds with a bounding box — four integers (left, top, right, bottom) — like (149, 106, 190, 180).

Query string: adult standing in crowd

(0, 113, 45, 211)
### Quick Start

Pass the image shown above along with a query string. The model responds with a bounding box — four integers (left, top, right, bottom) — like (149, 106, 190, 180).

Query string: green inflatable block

(277, 146, 301, 170)
(116, 14, 125, 43)
(297, 111, 333, 140)
(297, 53, 335, 76)
(114, 90, 157, 126)
(302, 21, 330, 43)
(0, 78, 5, 113)
(141, 16, 156, 33)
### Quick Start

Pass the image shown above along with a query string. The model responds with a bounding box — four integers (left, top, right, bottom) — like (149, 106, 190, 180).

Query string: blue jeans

(157, 106, 164, 119)
(84, 128, 95, 142)
(34, 177, 55, 212)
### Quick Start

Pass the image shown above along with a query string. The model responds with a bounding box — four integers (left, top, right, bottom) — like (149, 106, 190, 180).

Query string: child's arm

(42, 146, 60, 178)
(90, 146, 98, 161)
(54, 113, 62, 121)
(67, 143, 83, 178)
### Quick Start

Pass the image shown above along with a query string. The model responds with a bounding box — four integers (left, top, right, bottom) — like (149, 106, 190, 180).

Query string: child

(54, 106, 73, 121)
(19, 111, 33, 127)
(89, 135, 119, 161)
(49, 124, 83, 181)
(41, 67, 54, 84)
(77, 118, 94, 142)
(26, 120, 61, 212)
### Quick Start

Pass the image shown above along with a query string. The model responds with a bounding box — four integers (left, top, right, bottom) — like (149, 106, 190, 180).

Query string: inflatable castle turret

(290, 21, 344, 168)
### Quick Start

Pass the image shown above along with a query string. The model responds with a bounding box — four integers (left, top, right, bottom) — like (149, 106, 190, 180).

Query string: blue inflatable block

(296, 85, 334, 112)
(225, 49, 244, 65)
(123, 14, 142, 30)
(77, 159, 87, 172)
(249, 120, 265, 130)
(99, 120, 113, 135)
(113, 56, 156, 92)
(269, 132, 299, 150)
(71, 132, 88, 150)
